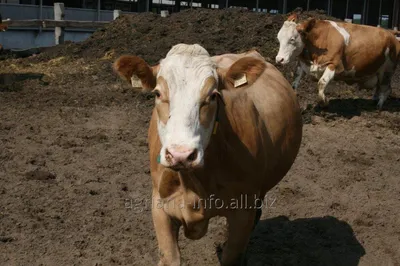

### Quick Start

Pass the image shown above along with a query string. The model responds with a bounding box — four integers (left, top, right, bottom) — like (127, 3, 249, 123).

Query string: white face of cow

(154, 45, 220, 170)
(276, 21, 304, 65)
(114, 44, 266, 170)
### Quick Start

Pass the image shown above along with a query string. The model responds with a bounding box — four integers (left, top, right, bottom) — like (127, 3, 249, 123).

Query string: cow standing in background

(0, 14, 8, 31)
(276, 14, 400, 109)
(114, 44, 302, 266)
(0, 14, 8, 51)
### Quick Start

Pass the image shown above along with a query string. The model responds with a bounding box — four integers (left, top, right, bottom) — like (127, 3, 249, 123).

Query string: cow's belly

(336, 67, 378, 88)
(362, 76, 378, 89)
(305, 62, 377, 87)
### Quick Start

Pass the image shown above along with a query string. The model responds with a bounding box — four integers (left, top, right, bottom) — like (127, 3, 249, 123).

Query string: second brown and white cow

(0, 14, 8, 51)
(276, 14, 400, 109)
(114, 44, 302, 265)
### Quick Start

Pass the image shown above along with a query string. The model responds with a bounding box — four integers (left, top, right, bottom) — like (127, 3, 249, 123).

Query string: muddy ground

(0, 8, 399, 266)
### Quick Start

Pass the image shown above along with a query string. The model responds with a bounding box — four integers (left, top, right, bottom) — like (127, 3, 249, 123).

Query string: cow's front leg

(152, 193, 181, 266)
(221, 210, 256, 266)
(292, 64, 304, 90)
(317, 65, 335, 107)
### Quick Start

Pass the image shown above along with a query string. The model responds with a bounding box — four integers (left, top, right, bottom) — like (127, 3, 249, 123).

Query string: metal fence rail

(0, 3, 118, 21)
(0, 3, 134, 49)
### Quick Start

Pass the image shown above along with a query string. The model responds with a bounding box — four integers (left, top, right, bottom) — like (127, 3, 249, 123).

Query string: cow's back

(335, 22, 399, 76)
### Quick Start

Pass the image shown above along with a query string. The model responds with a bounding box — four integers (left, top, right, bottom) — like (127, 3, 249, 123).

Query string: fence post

(97, 0, 101, 21)
(283, 0, 287, 14)
(54, 2, 65, 45)
(113, 10, 122, 20)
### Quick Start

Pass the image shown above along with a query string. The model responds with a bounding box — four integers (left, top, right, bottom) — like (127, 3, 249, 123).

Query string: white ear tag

(130, 75, 142, 88)
(234, 74, 248, 88)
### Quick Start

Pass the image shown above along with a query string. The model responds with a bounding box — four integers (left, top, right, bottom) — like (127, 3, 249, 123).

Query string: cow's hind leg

(373, 87, 381, 101)
(377, 72, 393, 109)
(317, 65, 335, 107)
(220, 210, 256, 266)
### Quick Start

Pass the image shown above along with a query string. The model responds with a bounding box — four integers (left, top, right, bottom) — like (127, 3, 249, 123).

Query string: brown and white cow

(276, 14, 400, 109)
(0, 14, 8, 51)
(0, 14, 8, 32)
(114, 44, 302, 266)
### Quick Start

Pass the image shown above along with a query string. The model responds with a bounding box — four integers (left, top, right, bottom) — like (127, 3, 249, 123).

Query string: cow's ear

(113, 55, 158, 91)
(287, 13, 298, 22)
(217, 57, 266, 90)
(296, 18, 316, 34)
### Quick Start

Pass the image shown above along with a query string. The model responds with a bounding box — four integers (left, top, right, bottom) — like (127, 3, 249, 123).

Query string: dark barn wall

(332, 0, 347, 19)
(367, 0, 380, 26)
(287, 0, 308, 12)
(308, 0, 329, 10)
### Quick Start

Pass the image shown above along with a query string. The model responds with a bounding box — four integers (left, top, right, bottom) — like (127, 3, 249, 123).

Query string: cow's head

(114, 44, 265, 170)
(276, 14, 315, 65)
(0, 23, 8, 32)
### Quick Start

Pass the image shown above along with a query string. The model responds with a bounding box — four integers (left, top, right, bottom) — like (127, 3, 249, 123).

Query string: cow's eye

(290, 37, 296, 44)
(153, 89, 161, 98)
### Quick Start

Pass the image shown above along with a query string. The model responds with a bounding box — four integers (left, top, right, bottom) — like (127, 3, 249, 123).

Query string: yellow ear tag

(234, 74, 248, 88)
(213, 121, 219, 135)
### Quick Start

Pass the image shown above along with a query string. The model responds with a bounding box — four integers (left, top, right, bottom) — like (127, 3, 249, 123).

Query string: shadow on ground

(0, 73, 47, 92)
(244, 216, 365, 266)
(301, 97, 400, 123)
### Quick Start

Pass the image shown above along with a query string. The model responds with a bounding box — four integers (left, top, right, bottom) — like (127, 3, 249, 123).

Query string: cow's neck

(198, 95, 257, 195)
(299, 47, 311, 62)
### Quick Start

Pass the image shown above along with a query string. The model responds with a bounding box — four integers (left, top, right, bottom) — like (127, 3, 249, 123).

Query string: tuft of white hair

(166, 43, 210, 57)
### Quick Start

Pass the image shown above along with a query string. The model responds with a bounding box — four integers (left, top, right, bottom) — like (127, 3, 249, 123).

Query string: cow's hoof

(216, 244, 248, 266)
(218, 255, 247, 266)
(253, 209, 262, 229)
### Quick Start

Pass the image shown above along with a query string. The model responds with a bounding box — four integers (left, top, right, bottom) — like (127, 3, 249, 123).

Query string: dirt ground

(0, 8, 399, 266)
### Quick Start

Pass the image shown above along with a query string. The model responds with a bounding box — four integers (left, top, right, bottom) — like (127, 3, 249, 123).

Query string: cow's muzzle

(165, 146, 201, 170)
(275, 56, 289, 65)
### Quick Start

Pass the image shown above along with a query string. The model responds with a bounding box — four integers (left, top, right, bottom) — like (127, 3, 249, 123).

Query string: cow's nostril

(165, 149, 173, 161)
(187, 149, 198, 162)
